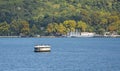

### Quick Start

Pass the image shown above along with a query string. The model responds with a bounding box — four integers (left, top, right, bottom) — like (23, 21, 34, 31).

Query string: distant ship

(34, 44, 51, 52)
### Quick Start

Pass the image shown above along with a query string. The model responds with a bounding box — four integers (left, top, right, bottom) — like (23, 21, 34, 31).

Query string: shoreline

(0, 36, 21, 38)
(0, 35, 120, 38)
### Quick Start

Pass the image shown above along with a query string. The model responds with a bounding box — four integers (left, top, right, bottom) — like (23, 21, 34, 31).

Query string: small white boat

(34, 44, 51, 52)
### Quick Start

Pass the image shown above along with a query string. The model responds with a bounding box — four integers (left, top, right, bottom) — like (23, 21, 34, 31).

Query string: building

(66, 31, 95, 37)
(80, 32, 95, 37)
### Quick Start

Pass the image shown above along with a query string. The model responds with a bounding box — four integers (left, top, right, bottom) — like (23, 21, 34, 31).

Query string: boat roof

(34, 45, 51, 48)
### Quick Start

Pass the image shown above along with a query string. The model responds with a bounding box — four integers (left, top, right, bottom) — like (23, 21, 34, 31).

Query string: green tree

(108, 24, 117, 32)
(30, 24, 39, 36)
(98, 28, 105, 35)
(0, 22, 10, 36)
(19, 20, 30, 36)
(46, 24, 54, 34)
(46, 23, 59, 35)
(100, 18, 108, 31)
(108, 20, 120, 33)
(63, 20, 76, 33)
(57, 23, 66, 35)
(77, 21, 87, 32)
(10, 20, 20, 35)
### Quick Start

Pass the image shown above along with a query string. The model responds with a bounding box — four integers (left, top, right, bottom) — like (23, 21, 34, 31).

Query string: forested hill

(0, 0, 120, 36)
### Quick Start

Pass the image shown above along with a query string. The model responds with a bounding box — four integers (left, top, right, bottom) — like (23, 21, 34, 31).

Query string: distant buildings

(66, 31, 120, 38)
(104, 32, 120, 37)
(80, 32, 95, 37)
(66, 31, 95, 37)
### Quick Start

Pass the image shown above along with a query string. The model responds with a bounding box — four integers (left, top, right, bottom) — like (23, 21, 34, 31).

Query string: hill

(0, 0, 120, 36)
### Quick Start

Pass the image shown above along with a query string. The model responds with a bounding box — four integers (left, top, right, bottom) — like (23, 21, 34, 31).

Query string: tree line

(0, 20, 40, 36)
(0, 0, 120, 36)
(46, 17, 120, 36)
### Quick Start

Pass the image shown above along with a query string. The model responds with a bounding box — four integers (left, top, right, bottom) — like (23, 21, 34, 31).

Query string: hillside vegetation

(0, 0, 120, 36)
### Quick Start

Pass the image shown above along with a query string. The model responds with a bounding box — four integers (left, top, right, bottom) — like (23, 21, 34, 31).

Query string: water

(0, 38, 120, 71)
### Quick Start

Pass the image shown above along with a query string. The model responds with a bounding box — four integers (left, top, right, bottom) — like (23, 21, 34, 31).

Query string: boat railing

(35, 44, 51, 47)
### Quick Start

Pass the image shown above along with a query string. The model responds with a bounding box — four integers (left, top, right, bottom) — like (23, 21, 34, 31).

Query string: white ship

(34, 44, 51, 52)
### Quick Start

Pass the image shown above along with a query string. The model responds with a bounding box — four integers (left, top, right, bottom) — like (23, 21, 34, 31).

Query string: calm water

(0, 38, 120, 71)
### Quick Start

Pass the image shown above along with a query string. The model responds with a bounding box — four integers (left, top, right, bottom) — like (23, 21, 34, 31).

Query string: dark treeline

(0, 0, 120, 36)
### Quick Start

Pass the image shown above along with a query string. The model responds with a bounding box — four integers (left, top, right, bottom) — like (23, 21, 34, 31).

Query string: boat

(34, 44, 51, 52)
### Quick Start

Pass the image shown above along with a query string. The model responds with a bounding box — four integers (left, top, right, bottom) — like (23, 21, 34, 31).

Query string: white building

(67, 31, 81, 37)
(67, 31, 95, 37)
(80, 32, 95, 37)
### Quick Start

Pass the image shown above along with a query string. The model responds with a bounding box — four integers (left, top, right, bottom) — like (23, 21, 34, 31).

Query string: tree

(77, 21, 87, 32)
(46, 23, 54, 34)
(108, 15, 119, 24)
(109, 20, 120, 33)
(63, 20, 76, 33)
(57, 23, 66, 35)
(98, 28, 105, 35)
(46, 23, 59, 35)
(30, 24, 39, 36)
(10, 20, 20, 35)
(19, 20, 30, 36)
(100, 18, 108, 31)
(108, 24, 117, 32)
(0, 22, 10, 36)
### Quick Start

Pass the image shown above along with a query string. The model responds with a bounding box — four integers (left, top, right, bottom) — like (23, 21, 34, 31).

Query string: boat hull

(34, 47, 51, 52)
